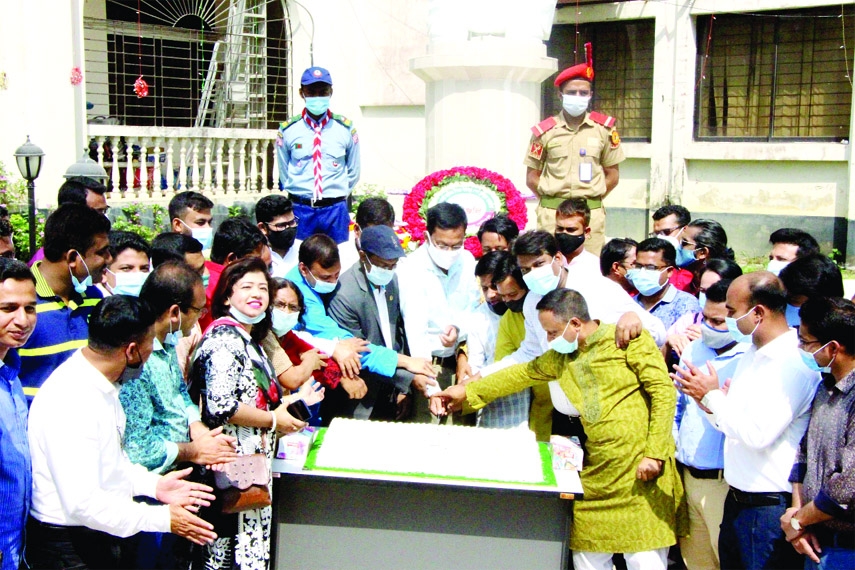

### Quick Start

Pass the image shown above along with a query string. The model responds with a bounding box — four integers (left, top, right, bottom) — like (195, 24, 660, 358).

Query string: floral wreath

(402, 166, 527, 257)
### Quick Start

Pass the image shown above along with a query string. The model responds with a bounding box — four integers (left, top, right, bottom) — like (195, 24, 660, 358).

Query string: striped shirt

(18, 262, 102, 401)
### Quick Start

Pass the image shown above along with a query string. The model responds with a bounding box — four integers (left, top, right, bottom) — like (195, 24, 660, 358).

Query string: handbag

(214, 453, 272, 514)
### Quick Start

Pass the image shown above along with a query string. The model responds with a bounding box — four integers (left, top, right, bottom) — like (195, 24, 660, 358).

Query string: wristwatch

(790, 516, 803, 532)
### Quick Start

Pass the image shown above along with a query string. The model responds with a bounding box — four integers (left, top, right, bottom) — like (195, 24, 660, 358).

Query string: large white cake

(313, 418, 545, 484)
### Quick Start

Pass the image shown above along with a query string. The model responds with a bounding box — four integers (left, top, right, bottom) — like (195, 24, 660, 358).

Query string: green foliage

(0, 160, 28, 210)
(10, 213, 45, 262)
(350, 183, 388, 215)
(0, 160, 41, 260)
(110, 203, 168, 243)
(228, 204, 247, 218)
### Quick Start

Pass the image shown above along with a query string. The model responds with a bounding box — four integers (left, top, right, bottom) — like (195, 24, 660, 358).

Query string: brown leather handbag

(214, 453, 272, 514)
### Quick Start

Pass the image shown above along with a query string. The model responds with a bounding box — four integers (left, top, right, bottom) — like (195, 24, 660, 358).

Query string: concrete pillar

(846, 46, 855, 267)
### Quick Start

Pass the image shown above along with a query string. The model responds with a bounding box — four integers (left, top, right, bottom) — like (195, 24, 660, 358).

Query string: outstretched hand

(429, 384, 467, 416)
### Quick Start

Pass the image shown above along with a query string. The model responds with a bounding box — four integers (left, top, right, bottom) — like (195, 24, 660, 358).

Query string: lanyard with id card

(579, 148, 592, 183)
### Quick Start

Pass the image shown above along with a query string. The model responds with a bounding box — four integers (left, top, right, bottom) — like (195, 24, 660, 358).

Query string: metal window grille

(545, 20, 655, 141)
(84, 0, 291, 130)
(695, 6, 853, 141)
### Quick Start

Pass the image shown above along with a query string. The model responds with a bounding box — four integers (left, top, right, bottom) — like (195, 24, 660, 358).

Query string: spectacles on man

(649, 226, 684, 238)
(266, 217, 299, 231)
(632, 263, 669, 271)
(186, 304, 208, 316)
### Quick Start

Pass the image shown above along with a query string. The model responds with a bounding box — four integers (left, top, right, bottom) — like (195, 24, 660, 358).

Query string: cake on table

(312, 418, 546, 484)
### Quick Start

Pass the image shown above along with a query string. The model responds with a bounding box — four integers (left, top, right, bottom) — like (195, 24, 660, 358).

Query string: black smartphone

(286, 398, 312, 422)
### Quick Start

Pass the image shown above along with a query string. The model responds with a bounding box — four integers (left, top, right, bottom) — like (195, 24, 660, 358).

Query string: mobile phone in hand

(286, 398, 312, 422)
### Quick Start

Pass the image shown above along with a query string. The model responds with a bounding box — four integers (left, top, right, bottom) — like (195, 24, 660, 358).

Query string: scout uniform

(524, 45, 625, 255)
(276, 67, 361, 244)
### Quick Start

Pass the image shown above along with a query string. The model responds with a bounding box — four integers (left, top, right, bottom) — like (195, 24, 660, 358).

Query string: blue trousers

(718, 491, 804, 570)
(294, 201, 350, 244)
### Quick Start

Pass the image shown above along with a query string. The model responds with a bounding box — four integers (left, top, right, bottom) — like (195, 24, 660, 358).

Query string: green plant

(350, 183, 388, 215)
(228, 204, 247, 218)
(10, 212, 45, 262)
(111, 203, 168, 242)
(0, 160, 28, 211)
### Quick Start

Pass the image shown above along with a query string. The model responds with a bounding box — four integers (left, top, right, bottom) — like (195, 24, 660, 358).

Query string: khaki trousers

(535, 203, 606, 256)
(679, 469, 729, 570)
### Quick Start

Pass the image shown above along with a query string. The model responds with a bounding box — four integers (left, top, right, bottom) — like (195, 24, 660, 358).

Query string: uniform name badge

(579, 162, 593, 183)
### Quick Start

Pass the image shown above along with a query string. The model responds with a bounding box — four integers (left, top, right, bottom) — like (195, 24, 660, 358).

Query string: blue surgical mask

(305, 96, 331, 116)
(165, 312, 184, 345)
(364, 258, 395, 287)
(308, 270, 337, 294)
(180, 220, 213, 250)
(799, 343, 833, 374)
(626, 268, 668, 297)
(110, 270, 148, 297)
(549, 320, 579, 354)
(69, 251, 92, 294)
(522, 260, 560, 297)
(562, 94, 590, 118)
(271, 309, 299, 337)
(785, 304, 801, 328)
(701, 321, 734, 350)
(229, 306, 266, 325)
(202, 273, 210, 289)
(676, 245, 697, 268)
(698, 292, 707, 310)
(725, 306, 759, 344)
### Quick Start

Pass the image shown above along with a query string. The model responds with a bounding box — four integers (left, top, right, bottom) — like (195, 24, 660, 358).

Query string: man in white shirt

(27, 295, 217, 569)
(672, 272, 820, 570)
(398, 203, 481, 422)
(472, 230, 666, 422)
(255, 194, 301, 278)
(555, 198, 601, 280)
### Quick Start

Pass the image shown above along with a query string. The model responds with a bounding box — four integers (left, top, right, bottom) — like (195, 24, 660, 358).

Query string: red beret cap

(554, 42, 595, 88)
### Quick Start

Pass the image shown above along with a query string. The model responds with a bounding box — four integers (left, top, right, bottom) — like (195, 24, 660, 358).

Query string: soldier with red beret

(524, 43, 625, 255)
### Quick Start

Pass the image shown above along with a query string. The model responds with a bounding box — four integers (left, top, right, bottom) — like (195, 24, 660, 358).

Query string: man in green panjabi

(432, 288, 685, 570)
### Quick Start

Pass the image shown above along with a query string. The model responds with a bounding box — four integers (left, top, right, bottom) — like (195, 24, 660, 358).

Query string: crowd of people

(0, 61, 852, 570)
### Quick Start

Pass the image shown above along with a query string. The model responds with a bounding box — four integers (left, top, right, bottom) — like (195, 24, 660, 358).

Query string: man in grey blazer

(327, 225, 437, 421)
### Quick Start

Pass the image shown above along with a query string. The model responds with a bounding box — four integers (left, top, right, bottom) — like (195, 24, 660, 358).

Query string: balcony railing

(87, 125, 280, 203)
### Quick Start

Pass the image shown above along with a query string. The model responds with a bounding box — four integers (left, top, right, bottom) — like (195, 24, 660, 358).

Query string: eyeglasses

(187, 304, 208, 316)
(797, 336, 824, 349)
(267, 217, 299, 231)
(632, 264, 669, 271)
(274, 302, 301, 313)
(432, 242, 463, 252)
(650, 226, 684, 238)
(680, 239, 698, 249)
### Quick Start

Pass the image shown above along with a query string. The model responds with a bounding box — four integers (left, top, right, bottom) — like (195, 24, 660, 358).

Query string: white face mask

(522, 260, 560, 297)
(271, 309, 299, 336)
(562, 94, 590, 117)
(364, 257, 396, 287)
(109, 270, 149, 297)
(426, 235, 461, 270)
(766, 259, 789, 276)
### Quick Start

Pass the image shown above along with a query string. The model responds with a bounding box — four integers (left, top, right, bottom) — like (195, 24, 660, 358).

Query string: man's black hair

(779, 254, 844, 300)
(556, 198, 591, 226)
(87, 295, 155, 352)
(210, 217, 266, 265)
(475, 250, 512, 278)
(140, 260, 202, 316)
(298, 234, 340, 269)
(705, 279, 731, 304)
(636, 237, 677, 267)
(255, 194, 294, 225)
(599, 238, 637, 277)
(57, 177, 107, 206)
(0, 257, 35, 285)
(536, 288, 591, 322)
(43, 204, 111, 262)
(477, 214, 520, 243)
(799, 296, 855, 355)
(687, 219, 733, 260)
(150, 232, 203, 268)
(769, 228, 820, 259)
(703, 258, 743, 281)
(652, 205, 691, 227)
(426, 202, 467, 234)
(356, 197, 395, 229)
(512, 230, 558, 258)
(168, 191, 214, 220)
(0, 219, 12, 238)
(491, 253, 526, 290)
(108, 230, 150, 260)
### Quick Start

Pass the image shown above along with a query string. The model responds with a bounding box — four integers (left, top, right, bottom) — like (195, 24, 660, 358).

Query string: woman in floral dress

(189, 257, 321, 570)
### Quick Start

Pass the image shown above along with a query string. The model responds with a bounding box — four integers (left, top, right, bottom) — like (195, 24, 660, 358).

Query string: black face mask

(506, 294, 527, 314)
(268, 226, 298, 252)
(555, 232, 585, 257)
(488, 301, 508, 316)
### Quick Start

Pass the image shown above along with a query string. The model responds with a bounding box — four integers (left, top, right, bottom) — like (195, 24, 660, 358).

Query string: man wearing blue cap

(276, 67, 361, 244)
(328, 225, 437, 420)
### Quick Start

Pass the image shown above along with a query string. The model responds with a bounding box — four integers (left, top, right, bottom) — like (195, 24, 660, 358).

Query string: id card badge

(579, 162, 593, 183)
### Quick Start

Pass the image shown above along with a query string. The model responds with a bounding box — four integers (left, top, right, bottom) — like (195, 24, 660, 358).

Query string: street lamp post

(13, 136, 45, 258)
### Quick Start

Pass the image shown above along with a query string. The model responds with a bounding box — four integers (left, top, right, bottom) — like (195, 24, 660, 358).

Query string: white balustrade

(87, 125, 281, 204)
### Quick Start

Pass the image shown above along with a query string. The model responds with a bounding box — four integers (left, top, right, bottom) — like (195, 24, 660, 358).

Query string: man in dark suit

(328, 225, 437, 421)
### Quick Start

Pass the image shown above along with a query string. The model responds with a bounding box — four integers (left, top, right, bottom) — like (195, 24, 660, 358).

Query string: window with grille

(545, 20, 655, 141)
(695, 6, 854, 141)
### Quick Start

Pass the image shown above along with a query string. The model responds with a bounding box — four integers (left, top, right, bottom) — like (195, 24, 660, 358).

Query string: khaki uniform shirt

(523, 112, 625, 200)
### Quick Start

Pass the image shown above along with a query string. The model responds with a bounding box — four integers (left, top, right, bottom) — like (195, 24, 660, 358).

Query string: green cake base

(303, 427, 557, 487)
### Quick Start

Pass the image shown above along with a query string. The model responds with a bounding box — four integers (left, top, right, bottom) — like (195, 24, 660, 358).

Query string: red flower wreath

(402, 166, 527, 257)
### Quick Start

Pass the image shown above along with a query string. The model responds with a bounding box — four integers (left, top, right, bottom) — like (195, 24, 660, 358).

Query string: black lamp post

(13, 136, 45, 258)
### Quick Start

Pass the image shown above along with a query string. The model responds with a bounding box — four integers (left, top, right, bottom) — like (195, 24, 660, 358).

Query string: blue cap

(301, 66, 332, 86)
(360, 226, 405, 260)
